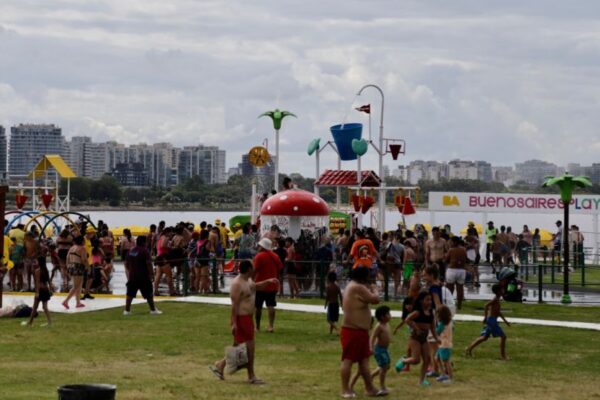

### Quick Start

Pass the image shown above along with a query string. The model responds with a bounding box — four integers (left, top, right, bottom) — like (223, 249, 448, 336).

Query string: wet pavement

(5, 263, 600, 306)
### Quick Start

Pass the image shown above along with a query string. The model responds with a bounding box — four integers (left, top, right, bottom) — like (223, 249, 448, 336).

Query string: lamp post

(357, 84, 385, 232)
(258, 109, 296, 192)
(542, 173, 592, 304)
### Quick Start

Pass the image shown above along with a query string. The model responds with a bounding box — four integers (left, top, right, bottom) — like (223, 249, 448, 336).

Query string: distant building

(227, 166, 241, 179)
(492, 166, 515, 187)
(0, 126, 7, 182)
(448, 159, 478, 180)
(585, 164, 600, 185)
(407, 160, 446, 184)
(9, 124, 64, 177)
(239, 154, 276, 178)
(110, 162, 149, 186)
(475, 161, 493, 182)
(178, 145, 227, 184)
(515, 159, 562, 185)
(391, 165, 409, 181)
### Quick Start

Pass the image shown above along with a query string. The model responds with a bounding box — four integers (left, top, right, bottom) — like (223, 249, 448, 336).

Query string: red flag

(355, 104, 370, 114)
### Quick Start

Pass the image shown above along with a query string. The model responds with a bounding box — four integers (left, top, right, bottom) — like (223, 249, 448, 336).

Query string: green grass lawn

(1, 302, 600, 400)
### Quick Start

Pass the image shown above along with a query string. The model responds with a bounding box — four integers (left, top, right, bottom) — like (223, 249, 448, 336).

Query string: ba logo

(443, 195, 460, 206)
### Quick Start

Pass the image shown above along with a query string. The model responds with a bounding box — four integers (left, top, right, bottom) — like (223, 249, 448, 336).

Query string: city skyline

(1, 2, 600, 178)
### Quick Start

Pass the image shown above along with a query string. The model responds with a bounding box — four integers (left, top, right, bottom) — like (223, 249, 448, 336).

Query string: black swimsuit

(411, 310, 433, 343)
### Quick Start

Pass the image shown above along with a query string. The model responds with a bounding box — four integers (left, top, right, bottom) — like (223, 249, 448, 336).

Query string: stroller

(496, 267, 524, 302)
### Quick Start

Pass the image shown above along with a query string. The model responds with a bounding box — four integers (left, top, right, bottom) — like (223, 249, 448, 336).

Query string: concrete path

(3, 292, 599, 332)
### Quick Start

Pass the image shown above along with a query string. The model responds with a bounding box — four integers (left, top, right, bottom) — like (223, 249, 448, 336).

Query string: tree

(542, 173, 592, 304)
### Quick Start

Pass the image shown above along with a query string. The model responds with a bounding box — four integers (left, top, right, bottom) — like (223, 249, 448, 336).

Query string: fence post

(211, 257, 218, 294)
(319, 260, 326, 298)
(538, 264, 543, 303)
(182, 257, 190, 296)
(551, 263, 555, 284)
(581, 261, 585, 287)
(525, 261, 529, 281)
(383, 265, 389, 302)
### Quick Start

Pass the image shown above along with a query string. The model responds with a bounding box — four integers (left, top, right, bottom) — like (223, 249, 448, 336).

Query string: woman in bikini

(62, 235, 88, 309)
(56, 228, 73, 292)
(395, 291, 438, 386)
(154, 227, 176, 296)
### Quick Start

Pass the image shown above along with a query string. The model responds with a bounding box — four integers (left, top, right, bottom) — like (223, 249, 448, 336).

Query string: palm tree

(542, 173, 592, 303)
(258, 109, 297, 191)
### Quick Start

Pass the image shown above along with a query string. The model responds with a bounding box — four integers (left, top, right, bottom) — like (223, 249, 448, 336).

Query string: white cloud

(1, 1, 600, 177)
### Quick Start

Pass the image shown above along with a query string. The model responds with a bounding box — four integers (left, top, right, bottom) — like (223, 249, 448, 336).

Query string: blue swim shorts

(374, 345, 390, 368)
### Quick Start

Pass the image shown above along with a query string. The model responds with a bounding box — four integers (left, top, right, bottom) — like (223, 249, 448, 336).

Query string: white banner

(429, 192, 600, 215)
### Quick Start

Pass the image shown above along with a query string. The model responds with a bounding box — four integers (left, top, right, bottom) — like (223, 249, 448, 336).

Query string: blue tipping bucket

(330, 123, 363, 161)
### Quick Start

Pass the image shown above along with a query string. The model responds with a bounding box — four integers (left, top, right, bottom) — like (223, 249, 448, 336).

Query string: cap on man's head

(234, 223, 241, 228)
(468, 221, 475, 226)
(85, 226, 97, 234)
(215, 219, 221, 225)
(488, 221, 494, 225)
(257, 238, 272, 251)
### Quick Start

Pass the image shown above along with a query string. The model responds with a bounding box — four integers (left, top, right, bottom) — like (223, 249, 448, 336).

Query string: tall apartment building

(475, 161, 493, 182)
(515, 159, 562, 185)
(0, 126, 7, 181)
(9, 124, 65, 176)
(178, 145, 227, 184)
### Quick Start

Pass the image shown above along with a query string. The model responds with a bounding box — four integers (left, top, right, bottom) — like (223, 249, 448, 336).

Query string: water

(76, 209, 598, 246)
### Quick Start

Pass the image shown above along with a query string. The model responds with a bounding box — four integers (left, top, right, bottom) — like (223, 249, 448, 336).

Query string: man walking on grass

(210, 260, 279, 384)
(123, 236, 162, 315)
(253, 238, 283, 332)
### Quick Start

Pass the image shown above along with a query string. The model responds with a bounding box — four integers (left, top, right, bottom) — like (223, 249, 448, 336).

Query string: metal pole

(251, 180, 257, 224)
(315, 150, 320, 196)
(594, 214, 599, 265)
(275, 129, 280, 192)
(357, 84, 385, 232)
(562, 204, 571, 303)
(336, 155, 341, 210)
(538, 264, 543, 304)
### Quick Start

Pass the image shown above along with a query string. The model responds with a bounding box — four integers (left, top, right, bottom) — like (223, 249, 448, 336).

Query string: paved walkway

(3, 292, 600, 332)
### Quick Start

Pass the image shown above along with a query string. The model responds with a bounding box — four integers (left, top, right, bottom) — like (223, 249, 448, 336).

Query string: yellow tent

(538, 229, 553, 244)
(460, 224, 483, 235)
(27, 155, 76, 179)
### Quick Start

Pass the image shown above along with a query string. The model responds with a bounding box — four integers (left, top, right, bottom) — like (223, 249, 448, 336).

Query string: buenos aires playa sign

(429, 192, 600, 215)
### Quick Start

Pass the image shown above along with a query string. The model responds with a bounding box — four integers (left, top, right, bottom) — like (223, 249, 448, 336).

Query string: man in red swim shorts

(340, 266, 382, 397)
(210, 260, 278, 384)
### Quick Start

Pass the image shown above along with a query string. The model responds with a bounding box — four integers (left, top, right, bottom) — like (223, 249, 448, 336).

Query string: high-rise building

(475, 161, 493, 182)
(515, 159, 562, 185)
(0, 126, 7, 181)
(69, 136, 91, 176)
(239, 154, 276, 178)
(178, 145, 227, 184)
(9, 124, 64, 176)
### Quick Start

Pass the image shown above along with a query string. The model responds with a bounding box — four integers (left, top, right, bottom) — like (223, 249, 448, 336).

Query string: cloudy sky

(1, 0, 600, 177)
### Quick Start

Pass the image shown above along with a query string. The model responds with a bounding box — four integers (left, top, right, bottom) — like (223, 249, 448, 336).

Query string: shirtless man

(210, 260, 278, 384)
(444, 236, 468, 310)
(425, 227, 447, 280)
(340, 267, 382, 398)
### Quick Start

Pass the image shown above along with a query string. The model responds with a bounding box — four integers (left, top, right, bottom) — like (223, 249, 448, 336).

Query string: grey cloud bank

(1, 0, 599, 177)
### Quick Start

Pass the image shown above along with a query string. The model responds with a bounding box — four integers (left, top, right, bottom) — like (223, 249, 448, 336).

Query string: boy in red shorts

(210, 260, 278, 384)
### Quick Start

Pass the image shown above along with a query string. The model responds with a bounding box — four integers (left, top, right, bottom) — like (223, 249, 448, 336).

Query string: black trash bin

(57, 384, 116, 400)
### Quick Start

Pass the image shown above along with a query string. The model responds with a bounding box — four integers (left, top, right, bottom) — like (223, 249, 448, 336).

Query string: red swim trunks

(340, 327, 372, 362)
(234, 315, 255, 344)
